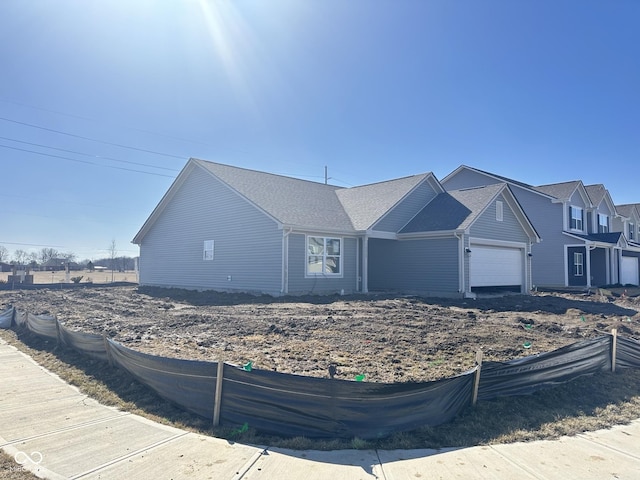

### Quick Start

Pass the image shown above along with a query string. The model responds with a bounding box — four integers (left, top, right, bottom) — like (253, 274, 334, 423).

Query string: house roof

(533, 181, 583, 201)
(400, 183, 534, 235)
(336, 173, 437, 231)
(133, 159, 441, 243)
(585, 184, 607, 206)
(564, 231, 626, 247)
(615, 203, 640, 220)
(196, 159, 356, 231)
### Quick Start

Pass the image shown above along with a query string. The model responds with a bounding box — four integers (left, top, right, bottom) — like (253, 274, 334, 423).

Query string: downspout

(454, 232, 466, 296)
(527, 241, 533, 293)
(281, 228, 292, 295)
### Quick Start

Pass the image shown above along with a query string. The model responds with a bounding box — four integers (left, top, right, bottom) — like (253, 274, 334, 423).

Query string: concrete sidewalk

(1, 339, 640, 480)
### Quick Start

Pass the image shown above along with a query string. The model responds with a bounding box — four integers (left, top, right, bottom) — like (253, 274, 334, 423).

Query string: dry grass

(0, 452, 39, 480)
(2, 326, 640, 452)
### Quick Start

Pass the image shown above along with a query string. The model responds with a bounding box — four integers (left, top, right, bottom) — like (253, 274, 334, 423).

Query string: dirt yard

(2, 286, 640, 383)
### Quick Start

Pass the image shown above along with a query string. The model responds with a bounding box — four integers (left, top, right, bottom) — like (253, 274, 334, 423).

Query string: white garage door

(470, 245, 523, 287)
(621, 256, 639, 286)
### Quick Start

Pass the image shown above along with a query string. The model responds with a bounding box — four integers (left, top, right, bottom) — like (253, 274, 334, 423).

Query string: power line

(0, 144, 177, 178)
(0, 136, 181, 172)
(0, 116, 187, 160)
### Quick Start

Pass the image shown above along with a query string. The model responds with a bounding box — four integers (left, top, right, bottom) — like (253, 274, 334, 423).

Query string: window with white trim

(570, 206, 583, 231)
(574, 252, 583, 276)
(307, 236, 342, 275)
(496, 201, 503, 222)
(203, 240, 214, 261)
(598, 214, 609, 233)
(629, 223, 635, 240)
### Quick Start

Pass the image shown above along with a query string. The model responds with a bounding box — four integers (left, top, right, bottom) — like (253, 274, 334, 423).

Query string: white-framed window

(629, 223, 635, 241)
(203, 240, 214, 261)
(307, 236, 342, 275)
(496, 201, 503, 222)
(574, 252, 584, 276)
(570, 206, 583, 231)
(598, 214, 609, 233)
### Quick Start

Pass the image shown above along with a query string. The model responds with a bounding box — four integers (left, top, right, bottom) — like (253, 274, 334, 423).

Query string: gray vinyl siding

(567, 191, 588, 233)
(372, 181, 439, 233)
(496, 187, 564, 287)
(469, 194, 530, 243)
(368, 237, 459, 295)
(139, 168, 283, 294)
(287, 234, 358, 294)
(442, 169, 503, 191)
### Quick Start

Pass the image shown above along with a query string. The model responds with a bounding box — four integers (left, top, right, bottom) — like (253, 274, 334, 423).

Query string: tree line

(0, 245, 137, 272)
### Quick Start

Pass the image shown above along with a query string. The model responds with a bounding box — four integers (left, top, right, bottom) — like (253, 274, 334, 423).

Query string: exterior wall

(139, 168, 283, 294)
(441, 169, 503, 190)
(372, 181, 439, 232)
(469, 193, 530, 243)
(286, 233, 359, 294)
(368, 237, 460, 295)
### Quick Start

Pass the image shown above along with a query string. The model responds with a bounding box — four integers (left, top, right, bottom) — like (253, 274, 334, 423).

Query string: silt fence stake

(611, 328, 618, 373)
(472, 349, 483, 407)
(213, 360, 224, 427)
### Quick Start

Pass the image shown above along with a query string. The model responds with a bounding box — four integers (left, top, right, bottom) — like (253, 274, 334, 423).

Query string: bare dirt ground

(2, 286, 640, 384)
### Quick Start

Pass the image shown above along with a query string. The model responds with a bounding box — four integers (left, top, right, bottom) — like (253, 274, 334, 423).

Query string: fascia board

(397, 229, 463, 240)
(285, 226, 360, 237)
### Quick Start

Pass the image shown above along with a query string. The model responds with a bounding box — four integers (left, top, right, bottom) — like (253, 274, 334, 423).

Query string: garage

(621, 256, 639, 286)
(470, 244, 524, 289)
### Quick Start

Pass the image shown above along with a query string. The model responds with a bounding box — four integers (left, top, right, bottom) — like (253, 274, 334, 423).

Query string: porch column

(362, 236, 369, 293)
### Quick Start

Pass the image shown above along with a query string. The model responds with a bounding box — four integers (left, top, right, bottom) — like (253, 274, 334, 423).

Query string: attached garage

(621, 256, 639, 286)
(470, 244, 524, 289)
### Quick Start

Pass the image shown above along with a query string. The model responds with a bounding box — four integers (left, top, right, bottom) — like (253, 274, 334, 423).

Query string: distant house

(0, 262, 12, 273)
(133, 159, 539, 297)
(42, 258, 81, 271)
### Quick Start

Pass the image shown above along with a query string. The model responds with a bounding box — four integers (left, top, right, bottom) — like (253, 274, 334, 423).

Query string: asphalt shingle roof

(195, 159, 432, 232)
(336, 174, 432, 230)
(401, 183, 505, 233)
(533, 181, 582, 200)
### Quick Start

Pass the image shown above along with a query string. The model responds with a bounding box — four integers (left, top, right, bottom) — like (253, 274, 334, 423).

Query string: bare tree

(39, 247, 59, 264)
(0, 245, 8, 263)
(12, 249, 28, 267)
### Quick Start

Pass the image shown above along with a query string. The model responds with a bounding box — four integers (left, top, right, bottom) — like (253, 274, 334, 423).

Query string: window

(307, 236, 341, 275)
(574, 252, 583, 276)
(203, 240, 214, 261)
(629, 223, 635, 241)
(496, 201, 503, 222)
(598, 214, 609, 233)
(570, 206, 583, 231)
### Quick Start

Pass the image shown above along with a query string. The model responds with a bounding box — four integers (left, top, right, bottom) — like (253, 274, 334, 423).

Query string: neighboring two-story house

(613, 203, 640, 286)
(442, 166, 640, 289)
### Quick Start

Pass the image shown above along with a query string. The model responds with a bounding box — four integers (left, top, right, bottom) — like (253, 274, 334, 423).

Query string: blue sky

(1, 0, 638, 261)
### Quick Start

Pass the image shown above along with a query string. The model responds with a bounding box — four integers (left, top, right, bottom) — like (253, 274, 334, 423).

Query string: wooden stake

(611, 328, 618, 373)
(472, 349, 483, 407)
(103, 334, 114, 368)
(213, 360, 224, 427)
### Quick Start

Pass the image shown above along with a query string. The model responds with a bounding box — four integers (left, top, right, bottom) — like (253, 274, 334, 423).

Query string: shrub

(70, 276, 84, 284)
